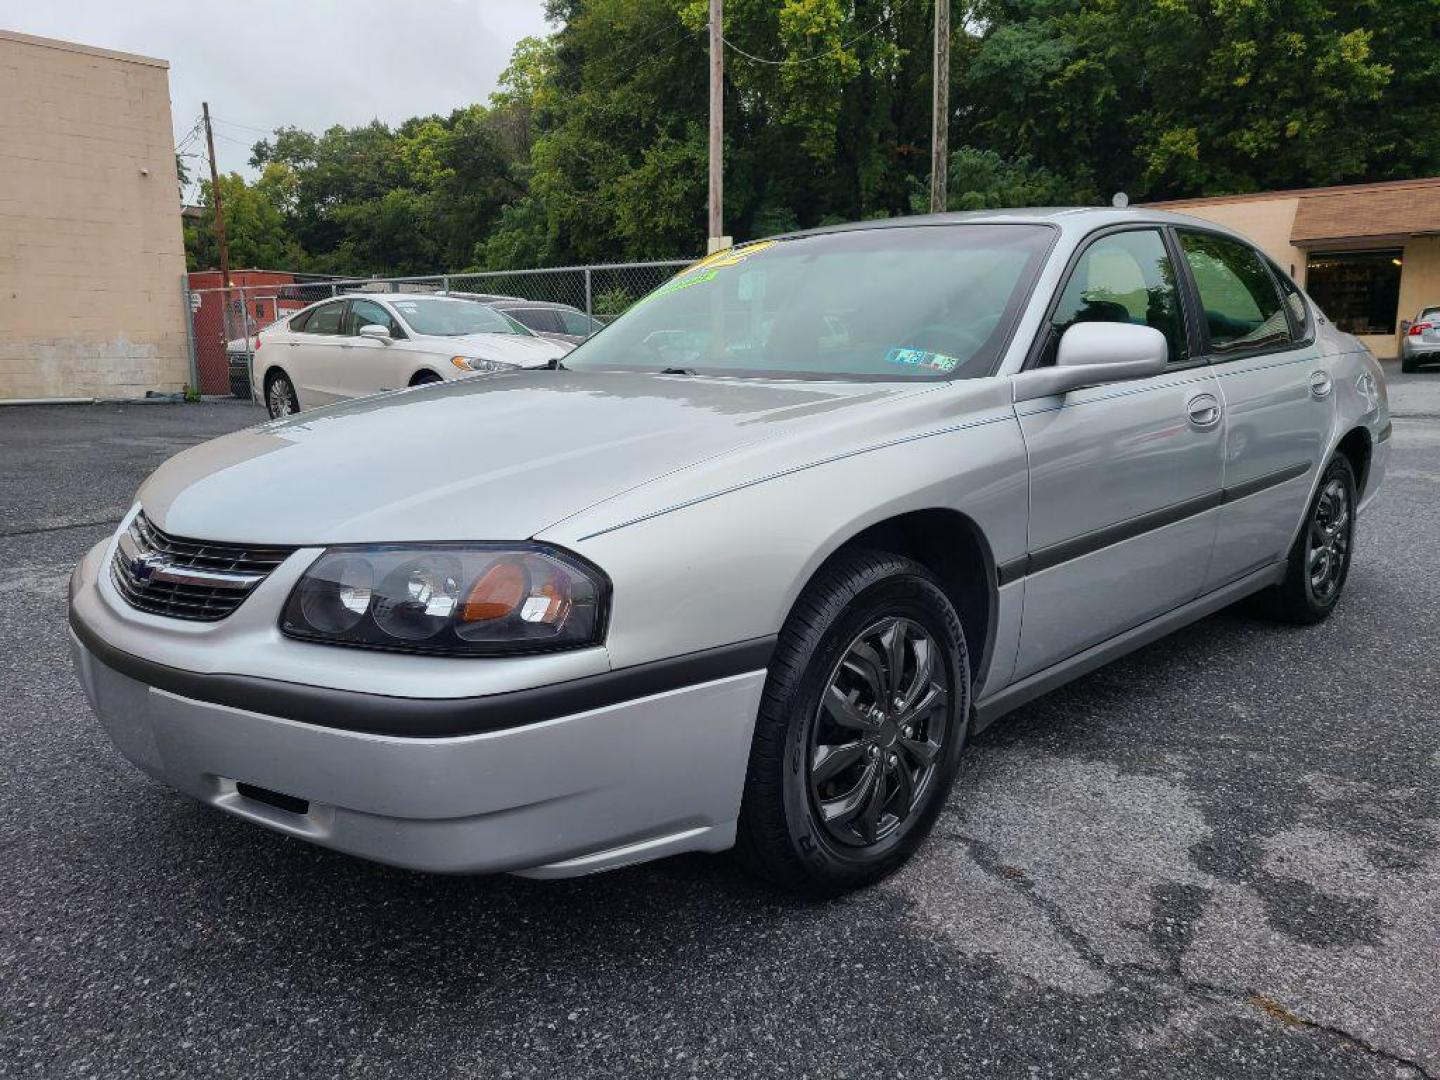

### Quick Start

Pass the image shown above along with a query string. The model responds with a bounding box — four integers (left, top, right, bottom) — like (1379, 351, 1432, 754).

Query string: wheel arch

(409, 368, 443, 386)
(1334, 425, 1373, 498)
(798, 508, 998, 693)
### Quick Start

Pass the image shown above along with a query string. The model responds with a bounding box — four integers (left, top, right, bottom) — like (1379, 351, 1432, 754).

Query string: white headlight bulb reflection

(406, 566, 459, 617)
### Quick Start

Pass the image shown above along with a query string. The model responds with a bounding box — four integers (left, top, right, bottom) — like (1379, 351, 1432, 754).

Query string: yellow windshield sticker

(681, 239, 777, 278)
(641, 239, 778, 306)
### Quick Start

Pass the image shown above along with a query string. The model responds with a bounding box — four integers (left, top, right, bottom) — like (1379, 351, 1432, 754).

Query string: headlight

(281, 545, 608, 655)
(450, 356, 516, 373)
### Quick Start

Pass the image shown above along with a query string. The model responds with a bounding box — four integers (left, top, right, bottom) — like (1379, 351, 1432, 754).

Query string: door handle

(1185, 392, 1222, 429)
(1309, 370, 1333, 399)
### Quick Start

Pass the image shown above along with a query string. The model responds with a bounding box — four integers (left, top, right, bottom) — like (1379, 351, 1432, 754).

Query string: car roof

(339, 291, 497, 309)
(487, 299, 581, 312)
(770, 206, 1252, 243)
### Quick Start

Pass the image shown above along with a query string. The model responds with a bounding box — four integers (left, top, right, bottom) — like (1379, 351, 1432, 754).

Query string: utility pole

(929, 0, 950, 214)
(707, 0, 729, 253)
(201, 102, 231, 288)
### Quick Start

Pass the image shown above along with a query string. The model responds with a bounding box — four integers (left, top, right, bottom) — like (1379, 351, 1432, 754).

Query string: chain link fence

(183, 259, 692, 398)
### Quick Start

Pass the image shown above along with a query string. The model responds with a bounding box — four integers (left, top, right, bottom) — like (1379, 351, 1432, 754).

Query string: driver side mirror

(1012, 322, 1168, 402)
(359, 323, 392, 342)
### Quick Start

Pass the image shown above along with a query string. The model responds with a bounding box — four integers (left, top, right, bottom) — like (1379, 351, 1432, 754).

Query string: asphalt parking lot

(2, 370, 1437, 1079)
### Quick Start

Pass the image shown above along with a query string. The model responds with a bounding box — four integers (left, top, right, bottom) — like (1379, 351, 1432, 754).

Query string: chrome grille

(109, 513, 294, 622)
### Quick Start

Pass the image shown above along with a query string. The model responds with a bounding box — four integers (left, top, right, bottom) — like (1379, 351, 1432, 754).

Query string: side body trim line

(1220, 461, 1311, 504)
(1000, 461, 1310, 583)
(69, 613, 776, 739)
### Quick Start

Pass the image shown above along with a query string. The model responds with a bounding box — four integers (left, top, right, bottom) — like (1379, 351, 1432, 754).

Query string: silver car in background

(70, 209, 1389, 895)
(254, 293, 571, 418)
(1401, 306, 1440, 372)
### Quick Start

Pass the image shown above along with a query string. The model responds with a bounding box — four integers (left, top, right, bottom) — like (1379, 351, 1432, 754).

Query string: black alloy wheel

(736, 550, 969, 896)
(1264, 454, 1357, 624)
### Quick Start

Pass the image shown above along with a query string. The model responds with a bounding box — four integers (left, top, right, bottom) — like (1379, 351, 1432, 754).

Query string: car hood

(139, 370, 927, 545)
(444, 332, 570, 367)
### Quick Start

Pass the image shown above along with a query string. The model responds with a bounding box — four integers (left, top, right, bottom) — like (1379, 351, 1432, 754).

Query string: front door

(1174, 231, 1332, 589)
(338, 298, 408, 398)
(1014, 227, 1225, 679)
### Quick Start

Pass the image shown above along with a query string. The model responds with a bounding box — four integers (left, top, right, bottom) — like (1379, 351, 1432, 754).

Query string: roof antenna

(1112, 192, 1130, 208)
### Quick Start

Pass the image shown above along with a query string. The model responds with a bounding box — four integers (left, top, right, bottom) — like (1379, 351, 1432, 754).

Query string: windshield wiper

(659, 367, 697, 376)
(548, 357, 566, 370)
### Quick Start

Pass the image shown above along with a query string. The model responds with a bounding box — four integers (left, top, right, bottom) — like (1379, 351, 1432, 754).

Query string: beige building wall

(0, 31, 189, 400)
(1396, 234, 1440, 330)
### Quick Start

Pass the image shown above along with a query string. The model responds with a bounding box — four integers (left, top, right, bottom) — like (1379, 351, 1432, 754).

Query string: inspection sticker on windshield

(884, 348, 959, 374)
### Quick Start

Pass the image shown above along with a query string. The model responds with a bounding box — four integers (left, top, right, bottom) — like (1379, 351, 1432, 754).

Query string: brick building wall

(0, 31, 189, 400)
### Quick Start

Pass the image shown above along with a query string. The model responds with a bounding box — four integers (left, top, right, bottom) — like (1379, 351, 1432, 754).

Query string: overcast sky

(0, 0, 553, 193)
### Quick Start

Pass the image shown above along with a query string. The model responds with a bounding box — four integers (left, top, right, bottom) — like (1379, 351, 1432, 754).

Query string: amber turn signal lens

(461, 560, 526, 622)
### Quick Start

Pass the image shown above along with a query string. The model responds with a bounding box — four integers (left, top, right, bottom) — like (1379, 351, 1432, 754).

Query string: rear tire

(1261, 455, 1356, 625)
(264, 371, 299, 419)
(735, 550, 970, 897)
(1401, 357, 1417, 374)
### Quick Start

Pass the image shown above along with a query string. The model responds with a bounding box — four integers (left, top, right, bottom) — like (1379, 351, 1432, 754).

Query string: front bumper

(69, 539, 767, 878)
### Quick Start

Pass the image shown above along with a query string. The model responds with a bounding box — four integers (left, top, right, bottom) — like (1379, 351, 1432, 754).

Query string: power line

(721, 0, 912, 66)
(212, 115, 273, 134)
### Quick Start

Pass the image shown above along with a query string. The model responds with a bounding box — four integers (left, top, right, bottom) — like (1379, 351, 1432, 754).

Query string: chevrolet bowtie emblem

(128, 551, 169, 581)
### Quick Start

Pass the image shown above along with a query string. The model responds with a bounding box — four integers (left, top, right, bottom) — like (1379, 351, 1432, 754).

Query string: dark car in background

(488, 299, 604, 344)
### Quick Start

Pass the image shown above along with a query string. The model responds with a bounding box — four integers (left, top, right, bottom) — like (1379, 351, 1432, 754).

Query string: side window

(560, 309, 600, 336)
(347, 299, 402, 338)
(1178, 232, 1292, 353)
(1044, 229, 1187, 365)
(515, 308, 564, 334)
(1268, 260, 1312, 340)
(301, 301, 345, 335)
(288, 307, 314, 332)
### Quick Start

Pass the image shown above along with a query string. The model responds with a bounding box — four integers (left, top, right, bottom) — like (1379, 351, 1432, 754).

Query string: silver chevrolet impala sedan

(70, 209, 1390, 895)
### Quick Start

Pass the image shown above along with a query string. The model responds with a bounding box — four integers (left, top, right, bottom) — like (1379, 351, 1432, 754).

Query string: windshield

(391, 297, 531, 337)
(563, 224, 1054, 380)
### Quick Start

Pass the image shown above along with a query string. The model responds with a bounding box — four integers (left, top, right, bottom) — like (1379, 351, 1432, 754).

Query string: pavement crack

(1235, 989, 1436, 1079)
(0, 516, 122, 539)
(949, 832, 1435, 1077)
(950, 831, 1117, 979)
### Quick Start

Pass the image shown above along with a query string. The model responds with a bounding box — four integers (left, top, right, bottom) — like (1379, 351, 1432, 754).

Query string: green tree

(183, 172, 300, 271)
(963, 0, 1424, 199)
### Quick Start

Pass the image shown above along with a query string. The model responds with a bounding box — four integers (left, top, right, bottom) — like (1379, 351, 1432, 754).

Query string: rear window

(1178, 232, 1292, 353)
(293, 300, 345, 335)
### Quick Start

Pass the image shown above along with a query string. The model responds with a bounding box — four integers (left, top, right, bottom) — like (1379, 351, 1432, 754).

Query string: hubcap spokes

(1307, 479, 1350, 602)
(810, 617, 949, 847)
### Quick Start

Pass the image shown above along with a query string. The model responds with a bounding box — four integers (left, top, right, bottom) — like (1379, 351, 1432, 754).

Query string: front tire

(1262, 455, 1356, 624)
(735, 551, 970, 896)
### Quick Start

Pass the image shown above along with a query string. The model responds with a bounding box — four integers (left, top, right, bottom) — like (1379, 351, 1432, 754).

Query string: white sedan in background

(253, 294, 572, 418)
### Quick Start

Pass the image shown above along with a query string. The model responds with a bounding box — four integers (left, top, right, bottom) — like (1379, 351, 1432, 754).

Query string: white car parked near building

(253, 293, 572, 417)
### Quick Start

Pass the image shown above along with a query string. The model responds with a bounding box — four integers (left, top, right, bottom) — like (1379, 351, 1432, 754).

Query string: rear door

(1174, 230, 1331, 589)
(1014, 227, 1225, 679)
(286, 299, 349, 406)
